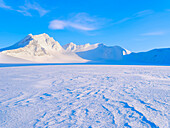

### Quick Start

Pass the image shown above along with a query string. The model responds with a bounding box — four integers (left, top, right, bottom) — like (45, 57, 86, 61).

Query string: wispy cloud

(0, 0, 49, 16)
(134, 10, 154, 17)
(114, 10, 154, 24)
(49, 13, 106, 31)
(141, 31, 165, 36)
(17, 0, 49, 16)
(166, 9, 170, 12)
(0, 0, 12, 9)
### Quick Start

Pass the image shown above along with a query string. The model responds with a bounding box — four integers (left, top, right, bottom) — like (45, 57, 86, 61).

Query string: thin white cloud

(0, 0, 48, 16)
(16, 9, 32, 16)
(133, 10, 154, 17)
(49, 13, 104, 31)
(114, 10, 154, 24)
(17, 0, 49, 16)
(0, 0, 12, 9)
(141, 31, 165, 36)
(166, 9, 170, 12)
(114, 17, 131, 24)
(49, 20, 67, 30)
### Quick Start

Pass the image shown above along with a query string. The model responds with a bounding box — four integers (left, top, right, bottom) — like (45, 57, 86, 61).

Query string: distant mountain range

(0, 33, 169, 65)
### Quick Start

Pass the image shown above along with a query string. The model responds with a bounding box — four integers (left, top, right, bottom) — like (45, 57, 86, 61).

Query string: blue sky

(0, 0, 170, 52)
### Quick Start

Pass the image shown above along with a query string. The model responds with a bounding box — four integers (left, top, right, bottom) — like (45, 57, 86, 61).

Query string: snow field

(0, 65, 169, 128)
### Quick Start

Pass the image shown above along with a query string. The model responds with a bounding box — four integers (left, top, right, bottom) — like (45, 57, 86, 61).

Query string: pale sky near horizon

(0, 0, 170, 52)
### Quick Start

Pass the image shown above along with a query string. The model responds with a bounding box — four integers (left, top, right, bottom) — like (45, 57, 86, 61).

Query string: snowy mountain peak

(69, 42, 75, 45)
(63, 42, 100, 52)
(63, 42, 77, 52)
(84, 43, 90, 47)
(12, 33, 63, 52)
(64, 42, 76, 48)
(0, 33, 88, 63)
(31, 33, 50, 39)
(28, 33, 33, 37)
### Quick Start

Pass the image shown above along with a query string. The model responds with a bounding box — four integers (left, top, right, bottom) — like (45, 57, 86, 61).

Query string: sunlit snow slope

(0, 53, 32, 63)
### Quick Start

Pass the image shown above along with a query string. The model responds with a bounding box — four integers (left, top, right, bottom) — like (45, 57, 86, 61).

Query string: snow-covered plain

(0, 65, 169, 128)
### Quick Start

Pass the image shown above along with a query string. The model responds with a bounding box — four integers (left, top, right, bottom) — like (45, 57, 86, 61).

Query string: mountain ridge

(0, 33, 169, 65)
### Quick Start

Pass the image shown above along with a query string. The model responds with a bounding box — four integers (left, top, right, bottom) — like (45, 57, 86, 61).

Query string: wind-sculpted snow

(0, 65, 169, 128)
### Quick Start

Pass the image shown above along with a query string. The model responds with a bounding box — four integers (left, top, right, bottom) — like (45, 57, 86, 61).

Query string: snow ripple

(0, 65, 169, 128)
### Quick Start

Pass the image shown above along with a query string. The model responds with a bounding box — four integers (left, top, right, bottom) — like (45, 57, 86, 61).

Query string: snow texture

(0, 65, 169, 128)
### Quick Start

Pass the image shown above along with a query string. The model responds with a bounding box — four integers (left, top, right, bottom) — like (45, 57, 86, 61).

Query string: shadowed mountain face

(123, 48, 170, 65)
(63, 42, 131, 62)
(0, 34, 33, 52)
(76, 44, 128, 61)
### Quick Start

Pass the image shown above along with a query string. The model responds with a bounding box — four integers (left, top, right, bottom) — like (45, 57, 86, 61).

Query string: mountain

(0, 33, 169, 65)
(0, 34, 131, 63)
(0, 34, 33, 52)
(0, 33, 87, 63)
(123, 48, 170, 65)
(63, 42, 131, 62)
(63, 42, 99, 52)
